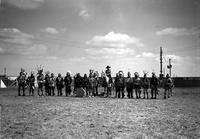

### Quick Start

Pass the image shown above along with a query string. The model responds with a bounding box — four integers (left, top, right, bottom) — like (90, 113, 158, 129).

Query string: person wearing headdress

(64, 71, 72, 96)
(82, 73, 89, 96)
(125, 72, 134, 99)
(118, 71, 125, 98)
(17, 68, 27, 96)
(114, 73, 120, 98)
(74, 73, 85, 97)
(88, 72, 95, 97)
(142, 72, 150, 99)
(93, 71, 99, 96)
(27, 71, 35, 96)
(44, 72, 50, 96)
(107, 75, 113, 97)
(133, 72, 142, 99)
(49, 73, 56, 96)
(163, 73, 173, 99)
(150, 72, 159, 99)
(101, 71, 107, 96)
(56, 73, 64, 96)
(37, 69, 44, 96)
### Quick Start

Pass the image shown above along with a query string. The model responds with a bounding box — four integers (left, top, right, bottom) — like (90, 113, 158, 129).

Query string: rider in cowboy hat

(105, 65, 111, 77)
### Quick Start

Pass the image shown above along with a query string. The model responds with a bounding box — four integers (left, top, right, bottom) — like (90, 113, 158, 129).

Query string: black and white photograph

(0, 0, 200, 138)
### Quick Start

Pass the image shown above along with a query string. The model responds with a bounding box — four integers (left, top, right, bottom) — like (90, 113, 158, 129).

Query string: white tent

(0, 80, 6, 88)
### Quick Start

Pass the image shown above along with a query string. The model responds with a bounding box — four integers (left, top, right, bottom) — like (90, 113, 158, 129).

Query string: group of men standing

(17, 68, 72, 97)
(17, 66, 173, 99)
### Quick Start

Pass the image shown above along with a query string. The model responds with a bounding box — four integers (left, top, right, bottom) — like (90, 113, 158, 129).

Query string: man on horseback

(105, 65, 111, 77)
(17, 68, 27, 96)
(27, 71, 35, 96)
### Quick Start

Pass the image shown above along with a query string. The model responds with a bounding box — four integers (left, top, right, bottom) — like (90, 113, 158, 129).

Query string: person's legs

(60, 87, 63, 96)
(143, 89, 146, 99)
(118, 87, 121, 98)
(146, 89, 149, 99)
(57, 87, 59, 96)
(151, 88, 153, 99)
(32, 86, 35, 96)
(138, 89, 141, 98)
(18, 84, 21, 96)
(135, 89, 138, 99)
(122, 87, 125, 98)
(130, 90, 133, 98)
(22, 84, 25, 96)
(154, 88, 157, 99)
(127, 90, 130, 98)
(115, 87, 118, 98)
(95, 86, 98, 96)
(65, 86, 68, 96)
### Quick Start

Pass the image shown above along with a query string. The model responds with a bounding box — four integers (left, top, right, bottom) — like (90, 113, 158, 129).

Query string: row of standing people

(17, 69, 73, 96)
(17, 67, 173, 99)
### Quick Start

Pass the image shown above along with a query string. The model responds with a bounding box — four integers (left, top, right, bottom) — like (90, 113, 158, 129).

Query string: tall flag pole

(160, 47, 163, 78)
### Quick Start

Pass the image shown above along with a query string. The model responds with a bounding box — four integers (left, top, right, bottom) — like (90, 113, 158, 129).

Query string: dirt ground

(0, 87, 200, 139)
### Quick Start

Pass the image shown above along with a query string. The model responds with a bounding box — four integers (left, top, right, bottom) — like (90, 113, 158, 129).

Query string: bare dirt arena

(0, 87, 200, 139)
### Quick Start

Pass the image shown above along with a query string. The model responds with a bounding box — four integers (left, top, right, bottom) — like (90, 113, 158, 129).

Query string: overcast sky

(0, 0, 200, 77)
